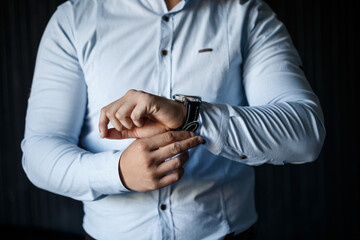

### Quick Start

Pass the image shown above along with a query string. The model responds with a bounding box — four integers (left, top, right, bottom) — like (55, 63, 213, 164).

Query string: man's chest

(80, 1, 246, 109)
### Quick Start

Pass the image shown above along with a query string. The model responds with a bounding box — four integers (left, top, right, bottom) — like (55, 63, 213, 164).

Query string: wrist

(176, 102, 187, 129)
(172, 94, 202, 132)
(118, 153, 132, 191)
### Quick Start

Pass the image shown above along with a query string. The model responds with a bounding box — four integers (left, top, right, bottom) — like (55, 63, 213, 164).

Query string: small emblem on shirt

(198, 48, 213, 53)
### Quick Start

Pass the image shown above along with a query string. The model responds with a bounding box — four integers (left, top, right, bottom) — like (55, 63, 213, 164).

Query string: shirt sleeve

(198, 0, 326, 165)
(21, 2, 130, 201)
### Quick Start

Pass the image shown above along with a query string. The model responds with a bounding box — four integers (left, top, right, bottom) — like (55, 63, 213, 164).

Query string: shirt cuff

(198, 102, 229, 155)
(84, 150, 131, 197)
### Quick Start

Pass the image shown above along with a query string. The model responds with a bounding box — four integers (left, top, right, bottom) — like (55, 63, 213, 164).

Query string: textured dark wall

(0, 0, 358, 239)
(0, 0, 84, 236)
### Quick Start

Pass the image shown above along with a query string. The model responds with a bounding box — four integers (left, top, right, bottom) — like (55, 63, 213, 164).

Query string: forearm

(197, 0, 326, 165)
(21, 2, 131, 201)
(21, 135, 128, 201)
(199, 99, 325, 165)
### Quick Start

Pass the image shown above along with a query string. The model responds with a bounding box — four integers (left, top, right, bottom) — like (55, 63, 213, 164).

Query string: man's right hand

(119, 131, 203, 192)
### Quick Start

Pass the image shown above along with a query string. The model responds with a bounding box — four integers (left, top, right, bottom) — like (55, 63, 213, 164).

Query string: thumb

(106, 128, 137, 139)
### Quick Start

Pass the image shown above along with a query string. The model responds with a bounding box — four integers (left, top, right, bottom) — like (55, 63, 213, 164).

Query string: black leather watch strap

(178, 99, 200, 132)
(173, 95, 201, 132)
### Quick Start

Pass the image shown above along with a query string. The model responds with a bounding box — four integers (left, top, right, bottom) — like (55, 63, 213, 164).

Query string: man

(21, 0, 326, 239)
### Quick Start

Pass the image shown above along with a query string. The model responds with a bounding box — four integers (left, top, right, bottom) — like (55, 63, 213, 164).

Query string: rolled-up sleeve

(198, 0, 326, 165)
(21, 2, 130, 201)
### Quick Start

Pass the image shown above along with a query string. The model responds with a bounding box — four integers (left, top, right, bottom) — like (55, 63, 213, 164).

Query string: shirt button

(160, 204, 167, 211)
(240, 155, 247, 159)
(162, 15, 169, 22)
(161, 49, 168, 56)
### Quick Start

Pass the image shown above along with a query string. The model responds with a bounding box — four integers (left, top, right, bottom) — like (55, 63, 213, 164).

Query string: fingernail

(190, 132, 195, 137)
(100, 129, 104, 138)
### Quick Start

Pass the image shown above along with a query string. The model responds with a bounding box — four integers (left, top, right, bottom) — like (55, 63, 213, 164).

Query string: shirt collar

(143, 0, 193, 14)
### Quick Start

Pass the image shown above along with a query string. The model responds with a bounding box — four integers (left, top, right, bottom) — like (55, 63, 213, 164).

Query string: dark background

(0, 0, 358, 239)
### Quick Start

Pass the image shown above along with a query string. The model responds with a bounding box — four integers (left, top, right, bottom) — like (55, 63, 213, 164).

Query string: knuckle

(165, 132, 175, 142)
(126, 89, 136, 95)
(171, 142, 181, 155)
(173, 175, 180, 182)
(139, 90, 149, 96)
(185, 140, 193, 149)
(101, 107, 108, 115)
(138, 93, 151, 105)
(173, 171, 183, 182)
(105, 111, 112, 118)
(173, 158, 182, 169)
(135, 140, 148, 151)
(138, 91, 147, 98)
(115, 111, 122, 119)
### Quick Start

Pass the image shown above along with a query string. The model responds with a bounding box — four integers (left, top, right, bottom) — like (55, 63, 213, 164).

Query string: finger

(130, 104, 147, 127)
(157, 167, 184, 188)
(156, 151, 189, 176)
(146, 131, 196, 150)
(106, 120, 168, 140)
(119, 116, 135, 130)
(115, 103, 136, 130)
(154, 135, 203, 161)
(108, 114, 125, 132)
(99, 108, 110, 138)
(106, 128, 138, 139)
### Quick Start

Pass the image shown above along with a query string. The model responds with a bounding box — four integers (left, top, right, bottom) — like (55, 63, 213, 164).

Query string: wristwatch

(172, 94, 202, 132)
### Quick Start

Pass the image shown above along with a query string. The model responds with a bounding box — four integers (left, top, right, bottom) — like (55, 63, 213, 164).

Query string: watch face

(173, 94, 202, 102)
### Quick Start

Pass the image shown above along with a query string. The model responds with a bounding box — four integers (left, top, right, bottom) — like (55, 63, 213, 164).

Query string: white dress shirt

(21, 0, 325, 239)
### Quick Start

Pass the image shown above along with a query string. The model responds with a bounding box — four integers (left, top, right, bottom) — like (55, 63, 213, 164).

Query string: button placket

(158, 186, 172, 240)
(157, 14, 175, 240)
(160, 204, 167, 211)
(158, 14, 173, 98)
(161, 49, 168, 56)
(162, 15, 169, 22)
